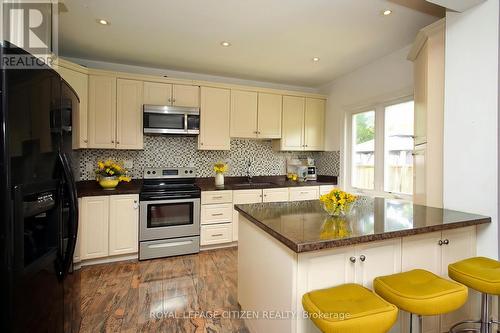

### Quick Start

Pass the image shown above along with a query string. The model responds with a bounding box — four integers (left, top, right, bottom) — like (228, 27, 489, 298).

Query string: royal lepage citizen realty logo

(2, 0, 58, 68)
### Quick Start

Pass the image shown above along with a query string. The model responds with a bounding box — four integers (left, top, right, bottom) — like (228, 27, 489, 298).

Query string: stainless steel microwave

(143, 104, 200, 135)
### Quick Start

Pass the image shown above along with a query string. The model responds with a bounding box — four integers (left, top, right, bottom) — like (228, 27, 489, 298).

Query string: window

(347, 99, 414, 196)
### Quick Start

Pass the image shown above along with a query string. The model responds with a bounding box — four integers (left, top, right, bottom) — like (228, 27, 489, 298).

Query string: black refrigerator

(0, 42, 81, 332)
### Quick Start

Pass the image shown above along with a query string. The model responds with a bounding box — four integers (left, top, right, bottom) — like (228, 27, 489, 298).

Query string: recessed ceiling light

(97, 19, 110, 25)
(382, 9, 392, 16)
(220, 41, 231, 47)
(312, 57, 320, 62)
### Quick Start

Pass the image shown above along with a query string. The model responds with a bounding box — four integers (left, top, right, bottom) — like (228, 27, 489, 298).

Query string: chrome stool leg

(449, 294, 491, 333)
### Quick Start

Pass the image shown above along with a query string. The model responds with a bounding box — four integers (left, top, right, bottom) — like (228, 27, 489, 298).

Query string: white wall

(443, 0, 499, 258)
(319, 46, 414, 186)
(63, 57, 320, 94)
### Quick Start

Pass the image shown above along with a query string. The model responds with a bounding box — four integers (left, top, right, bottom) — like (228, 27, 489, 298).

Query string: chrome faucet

(246, 160, 253, 183)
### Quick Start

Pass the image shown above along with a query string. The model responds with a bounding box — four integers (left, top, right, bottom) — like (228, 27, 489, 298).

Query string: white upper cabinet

(276, 95, 305, 150)
(116, 79, 143, 149)
(198, 86, 231, 150)
(144, 82, 199, 107)
(56, 63, 89, 149)
(143, 82, 172, 105)
(172, 84, 200, 107)
(304, 98, 325, 151)
(257, 92, 282, 139)
(88, 75, 117, 149)
(230, 90, 259, 138)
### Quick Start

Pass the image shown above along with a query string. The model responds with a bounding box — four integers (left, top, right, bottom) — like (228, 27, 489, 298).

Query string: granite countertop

(76, 175, 337, 197)
(195, 175, 337, 191)
(234, 197, 491, 253)
(76, 179, 143, 197)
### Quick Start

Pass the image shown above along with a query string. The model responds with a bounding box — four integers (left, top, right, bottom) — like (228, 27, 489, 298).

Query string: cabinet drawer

(319, 185, 336, 195)
(263, 188, 289, 203)
(201, 224, 233, 245)
(233, 189, 263, 204)
(201, 203, 233, 225)
(289, 186, 319, 201)
(201, 190, 233, 204)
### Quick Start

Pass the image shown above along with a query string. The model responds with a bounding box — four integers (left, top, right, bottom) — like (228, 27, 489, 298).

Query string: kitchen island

(234, 197, 490, 333)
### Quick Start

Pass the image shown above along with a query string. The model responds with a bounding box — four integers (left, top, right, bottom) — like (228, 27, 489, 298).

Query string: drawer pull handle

(212, 233, 224, 237)
(148, 240, 193, 249)
(212, 196, 223, 199)
(300, 192, 308, 194)
(211, 213, 224, 216)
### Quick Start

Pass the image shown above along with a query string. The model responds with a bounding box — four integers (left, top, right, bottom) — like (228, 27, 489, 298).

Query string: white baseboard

(201, 241, 238, 251)
(78, 253, 138, 267)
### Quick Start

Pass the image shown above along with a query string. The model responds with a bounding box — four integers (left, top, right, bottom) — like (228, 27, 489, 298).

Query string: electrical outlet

(124, 160, 133, 169)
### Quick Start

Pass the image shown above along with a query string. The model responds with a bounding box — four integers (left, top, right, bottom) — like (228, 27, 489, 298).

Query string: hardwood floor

(79, 247, 248, 333)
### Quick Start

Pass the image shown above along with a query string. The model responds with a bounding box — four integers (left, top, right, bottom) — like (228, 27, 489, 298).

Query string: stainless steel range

(139, 167, 200, 260)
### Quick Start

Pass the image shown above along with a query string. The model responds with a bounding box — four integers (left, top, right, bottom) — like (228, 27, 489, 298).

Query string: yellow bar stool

(448, 257, 500, 333)
(373, 269, 468, 333)
(302, 283, 398, 333)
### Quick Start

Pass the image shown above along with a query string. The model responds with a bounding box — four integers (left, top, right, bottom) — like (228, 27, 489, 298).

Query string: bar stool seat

(302, 283, 398, 333)
(449, 256, 500, 295)
(448, 257, 500, 333)
(374, 269, 468, 316)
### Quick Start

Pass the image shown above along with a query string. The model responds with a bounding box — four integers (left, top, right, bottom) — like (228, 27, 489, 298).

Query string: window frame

(345, 95, 414, 200)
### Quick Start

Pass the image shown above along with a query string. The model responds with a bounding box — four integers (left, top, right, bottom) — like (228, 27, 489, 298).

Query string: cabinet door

(80, 196, 109, 260)
(116, 79, 143, 150)
(230, 90, 258, 138)
(440, 227, 477, 332)
(288, 186, 319, 201)
(319, 185, 336, 195)
(233, 190, 263, 241)
(143, 81, 172, 105)
(172, 84, 200, 107)
(355, 239, 401, 289)
(257, 93, 282, 139)
(109, 195, 139, 256)
(280, 96, 305, 150)
(57, 66, 88, 148)
(73, 198, 82, 263)
(304, 98, 325, 151)
(263, 188, 289, 203)
(401, 231, 442, 333)
(88, 75, 117, 148)
(198, 87, 231, 150)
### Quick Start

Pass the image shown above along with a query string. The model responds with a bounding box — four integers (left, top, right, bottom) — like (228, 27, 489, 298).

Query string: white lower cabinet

(108, 195, 139, 256)
(201, 224, 233, 246)
(232, 190, 263, 241)
(200, 191, 234, 246)
(80, 196, 110, 260)
(319, 184, 336, 195)
(80, 194, 139, 261)
(401, 226, 477, 333)
(263, 188, 289, 202)
(289, 186, 319, 201)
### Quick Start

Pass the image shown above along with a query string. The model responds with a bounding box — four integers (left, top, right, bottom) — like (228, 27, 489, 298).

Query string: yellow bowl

(99, 176, 119, 190)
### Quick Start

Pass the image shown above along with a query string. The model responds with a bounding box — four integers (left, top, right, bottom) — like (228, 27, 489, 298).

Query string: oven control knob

(189, 170, 193, 174)
(185, 170, 188, 174)
(147, 171, 151, 175)
(152, 171, 156, 174)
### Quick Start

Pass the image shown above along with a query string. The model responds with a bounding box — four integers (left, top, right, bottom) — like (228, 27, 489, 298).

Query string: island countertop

(234, 197, 491, 253)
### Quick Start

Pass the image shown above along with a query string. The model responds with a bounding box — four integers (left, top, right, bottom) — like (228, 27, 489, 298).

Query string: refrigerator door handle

(58, 152, 78, 278)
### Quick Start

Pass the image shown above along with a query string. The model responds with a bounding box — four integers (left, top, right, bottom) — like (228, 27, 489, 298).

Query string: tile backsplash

(78, 136, 340, 180)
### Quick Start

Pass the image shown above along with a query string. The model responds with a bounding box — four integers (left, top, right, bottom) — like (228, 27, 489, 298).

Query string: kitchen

(0, 1, 499, 333)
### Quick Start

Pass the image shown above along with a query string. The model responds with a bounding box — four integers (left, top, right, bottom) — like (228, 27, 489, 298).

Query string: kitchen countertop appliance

(139, 167, 200, 260)
(287, 157, 317, 181)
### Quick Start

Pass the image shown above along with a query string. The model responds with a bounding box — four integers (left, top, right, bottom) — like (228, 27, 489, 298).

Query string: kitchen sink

(231, 182, 276, 189)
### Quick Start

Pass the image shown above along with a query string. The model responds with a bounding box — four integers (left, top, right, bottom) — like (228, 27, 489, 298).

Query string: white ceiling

(59, 0, 439, 87)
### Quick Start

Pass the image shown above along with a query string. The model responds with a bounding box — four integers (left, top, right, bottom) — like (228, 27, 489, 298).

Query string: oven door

(140, 198, 200, 241)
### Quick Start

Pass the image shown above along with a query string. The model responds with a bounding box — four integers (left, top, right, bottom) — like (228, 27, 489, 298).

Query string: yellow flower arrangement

(319, 189, 357, 216)
(213, 162, 228, 174)
(95, 159, 131, 182)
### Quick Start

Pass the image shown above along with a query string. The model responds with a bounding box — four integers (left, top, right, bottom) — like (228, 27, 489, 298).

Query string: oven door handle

(147, 240, 193, 249)
(146, 194, 194, 200)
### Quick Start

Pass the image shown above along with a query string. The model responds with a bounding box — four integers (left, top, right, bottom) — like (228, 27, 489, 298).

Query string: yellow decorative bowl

(98, 176, 119, 190)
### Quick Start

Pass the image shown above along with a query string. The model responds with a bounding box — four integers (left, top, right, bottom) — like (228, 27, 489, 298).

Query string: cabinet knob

(116, 141, 120, 144)
(349, 256, 356, 263)
(168, 98, 171, 102)
(438, 240, 443, 246)
(359, 255, 366, 262)
(83, 139, 88, 143)
(172, 98, 176, 102)
(443, 239, 449, 245)
(111, 140, 115, 143)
